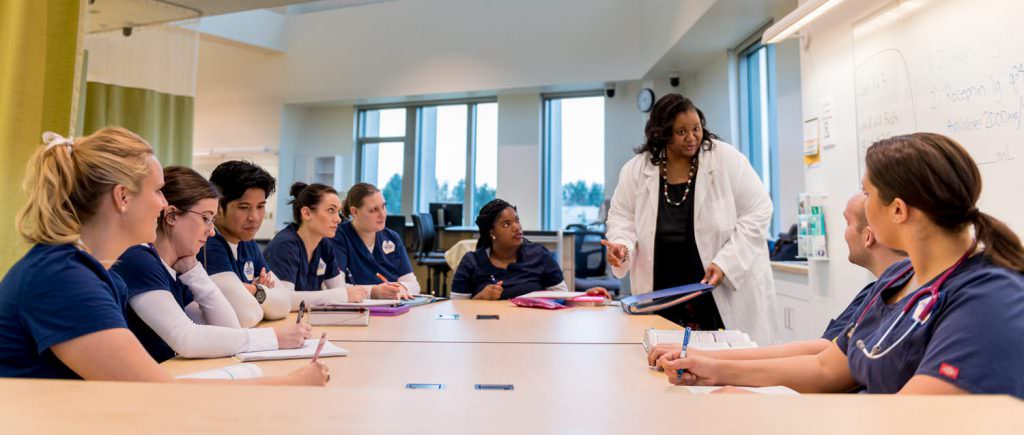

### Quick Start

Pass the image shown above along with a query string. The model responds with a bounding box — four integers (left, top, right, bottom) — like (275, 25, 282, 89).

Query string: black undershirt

(652, 173, 725, 330)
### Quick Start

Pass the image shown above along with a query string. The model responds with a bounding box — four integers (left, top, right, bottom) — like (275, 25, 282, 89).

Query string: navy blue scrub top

(197, 229, 268, 284)
(330, 221, 413, 284)
(451, 241, 564, 299)
(0, 244, 129, 379)
(111, 244, 195, 363)
(264, 224, 341, 291)
(821, 282, 876, 341)
(837, 256, 1024, 398)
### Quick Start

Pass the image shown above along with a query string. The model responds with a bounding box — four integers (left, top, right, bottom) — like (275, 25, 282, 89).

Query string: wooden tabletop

(162, 341, 670, 393)
(3, 377, 1019, 435)
(274, 300, 681, 344)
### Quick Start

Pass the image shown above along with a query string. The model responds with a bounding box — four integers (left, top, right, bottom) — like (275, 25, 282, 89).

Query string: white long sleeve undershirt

(128, 263, 278, 358)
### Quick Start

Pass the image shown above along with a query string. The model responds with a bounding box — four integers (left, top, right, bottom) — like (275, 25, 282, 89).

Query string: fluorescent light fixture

(763, 0, 845, 44)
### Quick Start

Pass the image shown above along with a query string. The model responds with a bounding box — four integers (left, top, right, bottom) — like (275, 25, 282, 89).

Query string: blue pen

(676, 327, 692, 381)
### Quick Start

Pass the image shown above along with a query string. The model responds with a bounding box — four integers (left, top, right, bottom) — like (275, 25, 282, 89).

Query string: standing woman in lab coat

(605, 94, 778, 344)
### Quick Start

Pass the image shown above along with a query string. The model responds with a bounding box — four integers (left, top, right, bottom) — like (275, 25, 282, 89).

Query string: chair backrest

(567, 224, 606, 278)
(411, 213, 438, 255)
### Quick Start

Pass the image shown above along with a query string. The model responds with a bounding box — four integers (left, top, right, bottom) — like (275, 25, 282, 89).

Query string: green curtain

(0, 0, 82, 277)
(82, 81, 194, 167)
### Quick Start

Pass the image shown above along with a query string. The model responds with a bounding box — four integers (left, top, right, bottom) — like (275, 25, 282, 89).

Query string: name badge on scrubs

(382, 240, 396, 254)
(243, 261, 255, 281)
(317, 258, 327, 276)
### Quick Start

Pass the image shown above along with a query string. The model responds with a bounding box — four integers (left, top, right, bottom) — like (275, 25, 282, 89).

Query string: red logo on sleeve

(939, 363, 960, 380)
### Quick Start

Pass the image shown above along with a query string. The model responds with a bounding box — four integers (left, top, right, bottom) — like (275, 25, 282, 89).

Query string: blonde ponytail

(16, 127, 154, 245)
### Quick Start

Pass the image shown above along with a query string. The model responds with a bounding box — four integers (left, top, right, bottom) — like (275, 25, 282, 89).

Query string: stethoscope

(851, 243, 976, 360)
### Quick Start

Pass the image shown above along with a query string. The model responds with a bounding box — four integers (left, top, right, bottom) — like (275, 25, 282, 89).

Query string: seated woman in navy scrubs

(111, 167, 309, 363)
(656, 133, 1024, 398)
(329, 183, 416, 299)
(198, 160, 290, 326)
(264, 182, 366, 308)
(0, 127, 327, 385)
(452, 199, 608, 300)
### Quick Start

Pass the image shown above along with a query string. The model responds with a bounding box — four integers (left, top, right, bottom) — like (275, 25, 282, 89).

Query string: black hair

(474, 198, 517, 250)
(289, 182, 338, 226)
(209, 160, 277, 210)
(635, 93, 718, 165)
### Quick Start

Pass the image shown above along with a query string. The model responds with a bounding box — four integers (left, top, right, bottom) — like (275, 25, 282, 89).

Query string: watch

(637, 88, 655, 113)
(254, 283, 267, 304)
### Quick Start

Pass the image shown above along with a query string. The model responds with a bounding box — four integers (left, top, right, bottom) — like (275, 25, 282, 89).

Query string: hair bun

(289, 182, 308, 198)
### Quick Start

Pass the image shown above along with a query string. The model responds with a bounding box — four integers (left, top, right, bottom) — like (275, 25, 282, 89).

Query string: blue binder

(618, 282, 714, 314)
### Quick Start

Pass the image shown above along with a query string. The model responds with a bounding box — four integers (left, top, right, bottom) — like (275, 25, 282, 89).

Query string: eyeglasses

(183, 209, 216, 226)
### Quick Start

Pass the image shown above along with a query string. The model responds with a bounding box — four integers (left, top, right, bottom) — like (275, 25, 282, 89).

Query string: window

(542, 94, 605, 230)
(358, 109, 406, 215)
(473, 103, 498, 220)
(738, 42, 780, 234)
(417, 104, 467, 210)
(358, 100, 496, 221)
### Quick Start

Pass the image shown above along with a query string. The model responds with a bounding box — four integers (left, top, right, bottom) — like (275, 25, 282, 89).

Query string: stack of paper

(642, 329, 757, 353)
(237, 339, 348, 362)
(176, 363, 263, 380)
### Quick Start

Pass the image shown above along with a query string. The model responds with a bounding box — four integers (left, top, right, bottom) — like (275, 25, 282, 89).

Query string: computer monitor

(428, 202, 463, 228)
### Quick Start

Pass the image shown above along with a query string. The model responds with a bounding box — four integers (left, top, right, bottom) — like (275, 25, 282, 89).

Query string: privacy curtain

(0, 0, 82, 276)
(82, 82, 194, 167)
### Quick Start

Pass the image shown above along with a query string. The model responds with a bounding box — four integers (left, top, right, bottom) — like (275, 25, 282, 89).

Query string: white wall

(496, 93, 542, 230)
(193, 34, 287, 238)
(799, 0, 891, 317)
(774, 39, 804, 232)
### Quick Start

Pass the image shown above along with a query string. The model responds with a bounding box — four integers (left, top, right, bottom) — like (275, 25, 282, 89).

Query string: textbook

(642, 328, 758, 353)
(237, 339, 348, 362)
(176, 363, 263, 380)
(309, 306, 370, 326)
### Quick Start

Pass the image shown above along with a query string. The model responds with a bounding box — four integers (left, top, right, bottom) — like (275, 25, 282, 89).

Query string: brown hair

(159, 166, 220, 233)
(16, 127, 154, 245)
(865, 133, 1023, 272)
(289, 182, 338, 225)
(340, 182, 381, 219)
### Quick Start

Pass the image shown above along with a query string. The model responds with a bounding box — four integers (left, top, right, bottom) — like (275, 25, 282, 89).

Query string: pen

(376, 273, 388, 283)
(676, 327, 692, 381)
(297, 300, 306, 324)
(310, 331, 327, 364)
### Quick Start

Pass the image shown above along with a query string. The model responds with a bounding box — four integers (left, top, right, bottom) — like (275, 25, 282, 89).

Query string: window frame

(541, 90, 606, 231)
(737, 38, 781, 236)
(355, 97, 497, 222)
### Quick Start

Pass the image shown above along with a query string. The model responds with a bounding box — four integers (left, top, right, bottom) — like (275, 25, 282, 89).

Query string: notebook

(176, 363, 263, 380)
(642, 329, 757, 353)
(237, 338, 348, 362)
(518, 291, 586, 299)
(619, 283, 714, 314)
(684, 385, 798, 395)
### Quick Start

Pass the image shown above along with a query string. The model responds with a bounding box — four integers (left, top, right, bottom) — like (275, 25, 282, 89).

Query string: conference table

(260, 300, 682, 344)
(5, 299, 1021, 434)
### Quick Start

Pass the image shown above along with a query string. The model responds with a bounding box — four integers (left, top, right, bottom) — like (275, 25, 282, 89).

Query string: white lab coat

(606, 140, 779, 344)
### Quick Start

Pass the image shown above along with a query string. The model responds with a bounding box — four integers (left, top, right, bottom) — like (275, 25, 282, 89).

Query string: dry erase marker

(310, 332, 327, 364)
(297, 300, 306, 324)
(677, 327, 692, 381)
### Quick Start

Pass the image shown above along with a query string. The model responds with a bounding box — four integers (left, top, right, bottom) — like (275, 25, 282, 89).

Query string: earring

(121, 206, 127, 213)
(491, 234, 497, 240)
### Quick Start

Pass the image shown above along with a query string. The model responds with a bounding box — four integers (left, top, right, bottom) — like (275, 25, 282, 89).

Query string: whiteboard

(852, 0, 1022, 233)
